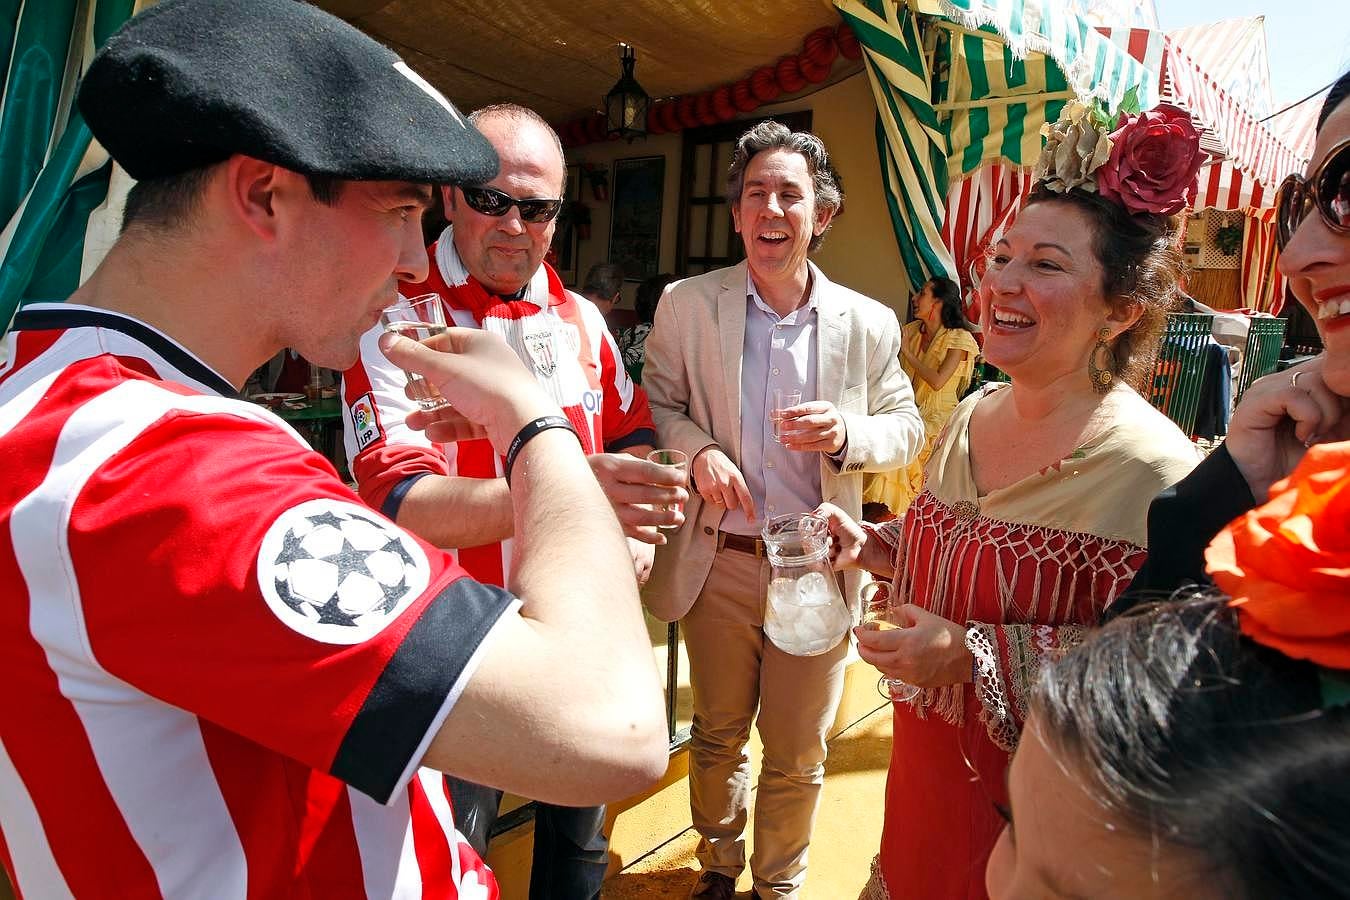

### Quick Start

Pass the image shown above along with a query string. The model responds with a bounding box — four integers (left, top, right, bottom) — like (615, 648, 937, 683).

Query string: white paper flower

(1034, 101, 1112, 194)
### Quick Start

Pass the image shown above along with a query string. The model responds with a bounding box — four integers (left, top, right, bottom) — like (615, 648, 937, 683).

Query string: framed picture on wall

(609, 156, 665, 281)
(550, 164, 581, 286)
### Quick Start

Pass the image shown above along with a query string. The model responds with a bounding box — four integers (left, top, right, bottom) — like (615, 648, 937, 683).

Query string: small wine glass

(859, 581, 921, 702)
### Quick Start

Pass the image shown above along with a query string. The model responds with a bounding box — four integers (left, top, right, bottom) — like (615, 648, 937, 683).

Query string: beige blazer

(641, 261, 924, 622)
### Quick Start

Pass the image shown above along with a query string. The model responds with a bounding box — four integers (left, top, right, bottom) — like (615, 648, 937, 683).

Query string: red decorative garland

(732, 78, 758, 113)
(557, 21, 861, 147)
(775, 55, 806, 94)
(751, 65, 781, 103)
(836, 21, 862, 60)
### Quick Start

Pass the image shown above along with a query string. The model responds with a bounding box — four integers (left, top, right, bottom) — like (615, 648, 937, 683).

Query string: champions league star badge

(521, 318, 558, 378)
(257, 498, 430, 644)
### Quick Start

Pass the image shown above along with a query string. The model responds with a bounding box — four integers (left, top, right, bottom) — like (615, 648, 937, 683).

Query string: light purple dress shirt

(719, 272, 826, 537)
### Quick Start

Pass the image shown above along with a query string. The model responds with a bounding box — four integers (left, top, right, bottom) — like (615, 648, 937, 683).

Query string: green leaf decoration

(1088, 99, 1114, 132)
(1118, 85, 1142, 119)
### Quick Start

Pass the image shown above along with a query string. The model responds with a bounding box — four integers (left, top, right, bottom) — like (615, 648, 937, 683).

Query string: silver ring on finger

(1291, 370, 1303, 391)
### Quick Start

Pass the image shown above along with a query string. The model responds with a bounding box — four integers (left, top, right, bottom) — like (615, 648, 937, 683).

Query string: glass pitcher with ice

(761, 513, 852, 656)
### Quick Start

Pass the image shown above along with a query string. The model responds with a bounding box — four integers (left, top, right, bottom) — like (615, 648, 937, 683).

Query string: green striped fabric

(833, 0, 1160, 298)
(836, 0, 957, 293)
(943, 27, 1071, 180)
(932, 0, 1157, 111)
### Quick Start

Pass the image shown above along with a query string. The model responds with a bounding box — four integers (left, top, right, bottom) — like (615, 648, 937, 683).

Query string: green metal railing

(1235, 318, 1289, 402)
(1149, 314, 1213, 437)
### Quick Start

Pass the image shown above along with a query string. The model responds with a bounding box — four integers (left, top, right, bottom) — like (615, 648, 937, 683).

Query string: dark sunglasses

(1276, 138, 1350, 250)
(459, 185, 562, 224)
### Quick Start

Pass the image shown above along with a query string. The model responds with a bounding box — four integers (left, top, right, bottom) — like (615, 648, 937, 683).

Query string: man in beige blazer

(642, 121, 923, 900)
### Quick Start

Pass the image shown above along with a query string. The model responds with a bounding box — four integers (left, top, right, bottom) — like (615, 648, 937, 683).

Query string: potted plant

(1214, 223, 1243, 256)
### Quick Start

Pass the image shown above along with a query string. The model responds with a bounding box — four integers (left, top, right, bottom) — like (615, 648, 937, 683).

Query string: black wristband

(504, 415, 579, 485)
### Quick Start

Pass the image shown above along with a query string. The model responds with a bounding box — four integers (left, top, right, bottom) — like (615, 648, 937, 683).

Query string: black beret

(77, 0, 498, 185)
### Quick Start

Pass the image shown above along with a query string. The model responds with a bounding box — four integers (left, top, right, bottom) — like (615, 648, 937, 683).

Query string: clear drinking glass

(645, 448, 688, 529)
(770, 388, 802, 443)
(380, 293, 451, 410)
(859, 580, 922, 702)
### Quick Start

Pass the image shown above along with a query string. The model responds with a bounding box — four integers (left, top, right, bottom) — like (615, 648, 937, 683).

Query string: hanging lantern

(605, 43, 650, 141)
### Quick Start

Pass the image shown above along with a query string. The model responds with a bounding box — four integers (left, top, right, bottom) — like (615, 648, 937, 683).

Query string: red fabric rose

(1096, 102, 1204, 216)
(1206, 442, 1350, 670)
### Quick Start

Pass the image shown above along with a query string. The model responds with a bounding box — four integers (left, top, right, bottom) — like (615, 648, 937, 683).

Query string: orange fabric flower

(1205, 442, 1350, 669)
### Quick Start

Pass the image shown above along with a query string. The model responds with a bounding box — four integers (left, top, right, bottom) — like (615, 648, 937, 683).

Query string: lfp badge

(349, 393, 383, 452)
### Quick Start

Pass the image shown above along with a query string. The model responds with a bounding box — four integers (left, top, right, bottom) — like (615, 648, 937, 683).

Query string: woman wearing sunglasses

(1123, 69, 1350, 604)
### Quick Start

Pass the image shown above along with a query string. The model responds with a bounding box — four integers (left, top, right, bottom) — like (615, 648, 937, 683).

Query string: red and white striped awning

(1091, 24, 1310, 212)
(1265, 92, 1322, 167)
(1167, 19, 1274, 119)
(1162, 36, 1306, 198)
(942, 162, 1036, 303)
(1095, 26, 1165, 90)
(942, 20, 1308, 313)
(1192, 159, 1266, 211)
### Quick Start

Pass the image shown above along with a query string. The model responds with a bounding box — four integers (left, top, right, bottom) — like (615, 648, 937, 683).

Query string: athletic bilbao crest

(521, 319, 557, 378)
(257, 499, 430, 643)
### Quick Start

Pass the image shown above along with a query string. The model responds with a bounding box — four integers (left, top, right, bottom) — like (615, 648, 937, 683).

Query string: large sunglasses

(460, 185, 562, 224)
(1275, 138, 1350, 250)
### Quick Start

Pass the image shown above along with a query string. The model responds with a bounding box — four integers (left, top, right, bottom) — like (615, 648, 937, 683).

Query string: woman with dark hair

(617, 272, 675, 384)
(989, 443, 1350, 899)
(864, 275, 980, 514)
(1123, 69, 1350, 604)
(817, 101, 1206, 899)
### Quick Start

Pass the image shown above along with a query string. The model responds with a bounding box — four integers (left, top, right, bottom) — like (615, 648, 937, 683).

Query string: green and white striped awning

(0, 0, 137, 334)
(833, 0, 1159, 297)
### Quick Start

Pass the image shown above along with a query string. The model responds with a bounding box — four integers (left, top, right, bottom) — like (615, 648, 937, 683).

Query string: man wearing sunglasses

(342, 102, 680, 899)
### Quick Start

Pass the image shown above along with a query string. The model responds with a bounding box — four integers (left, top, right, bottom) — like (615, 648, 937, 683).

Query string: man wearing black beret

(0, 1, 669, 897)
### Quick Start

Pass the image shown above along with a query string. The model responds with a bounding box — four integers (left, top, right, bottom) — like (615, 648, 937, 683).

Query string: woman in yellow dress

(865, 276, 980, 515)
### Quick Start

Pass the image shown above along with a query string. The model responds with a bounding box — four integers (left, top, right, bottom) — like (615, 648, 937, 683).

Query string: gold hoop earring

(1089, 326, 1115, 394)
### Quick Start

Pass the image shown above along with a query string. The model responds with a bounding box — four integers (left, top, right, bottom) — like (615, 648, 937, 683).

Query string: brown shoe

(689, 871, 737, 900)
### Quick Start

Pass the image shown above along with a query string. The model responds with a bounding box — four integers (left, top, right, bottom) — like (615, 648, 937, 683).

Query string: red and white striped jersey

(342, 232, 655, 586)
(0, 304, 511, 899)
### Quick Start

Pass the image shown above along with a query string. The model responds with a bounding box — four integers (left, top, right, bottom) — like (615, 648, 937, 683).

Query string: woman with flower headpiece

(817, 100, 1206, 900)
(985, 442, 1350, 899)
(1122, 70, 1350, 607)
(863, 276, 981, 516)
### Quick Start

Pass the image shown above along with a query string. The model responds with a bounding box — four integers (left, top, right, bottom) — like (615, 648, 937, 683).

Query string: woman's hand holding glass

(856, 581, 921, 702)
(854, 592, 975, 695)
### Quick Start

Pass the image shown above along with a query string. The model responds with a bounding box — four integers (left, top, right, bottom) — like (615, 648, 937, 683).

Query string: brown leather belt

(717, 531, 767, 557)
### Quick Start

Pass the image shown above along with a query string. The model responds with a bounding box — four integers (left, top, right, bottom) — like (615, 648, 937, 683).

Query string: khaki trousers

(682, 546, 850, 898)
